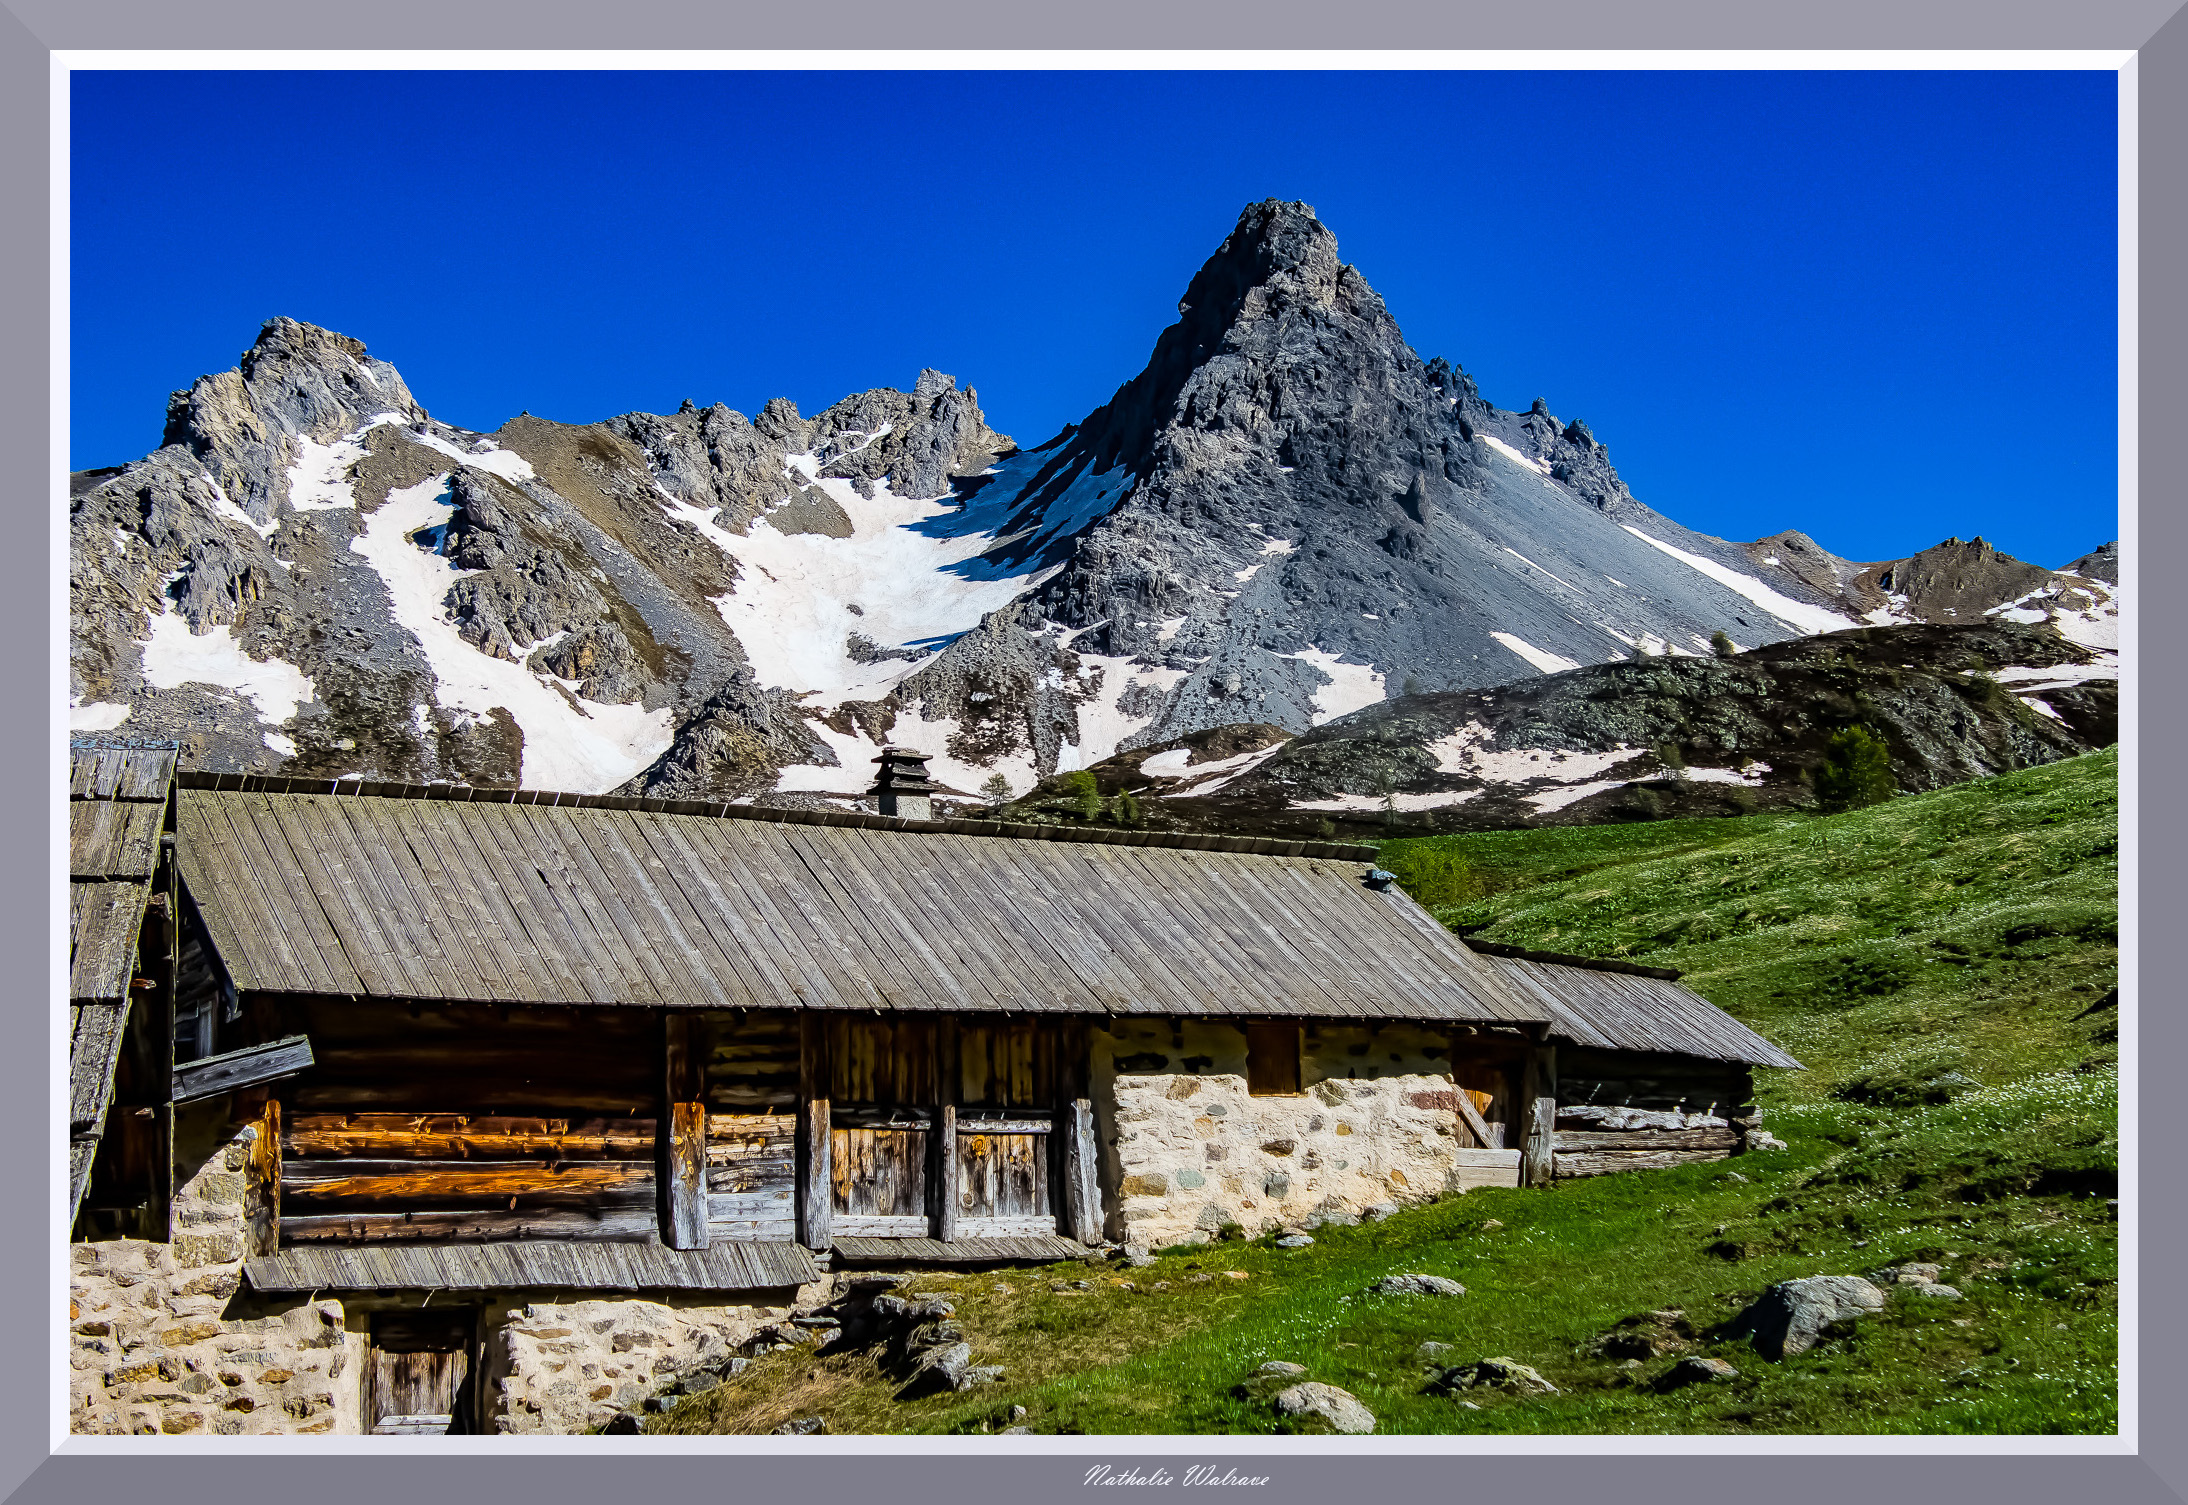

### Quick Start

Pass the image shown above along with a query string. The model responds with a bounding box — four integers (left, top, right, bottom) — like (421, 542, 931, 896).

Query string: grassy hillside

(653, 751, 2118, 1436)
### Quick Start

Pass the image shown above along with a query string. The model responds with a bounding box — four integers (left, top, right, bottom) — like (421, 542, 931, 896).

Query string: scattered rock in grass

(1117, 1280, 1137, 1292)
(1273, 1381, 1376, 1434)
(1590, 1308, 1697, 1360)
(1747, 1130, 1789, 1152)
(1151, 1281, 1171, 1291)
(1255, 1361, 1309, 1378)
(1721, 1172, 1750, 1184)
(1274, 1234, 1315, 1250)
(1371, 1274, 1466, 1297)
(601, 1412, 642, 1434)
(1189, 1273, 1214, 1283)
(1364, 1203, 1398, 1222)
(1655, 1356, 1739, 1390)
(907, 1341, 974, 1393)
(1458, 1401, 1482, 1411)
(772, 1415, 827, 1435)
(1725, 1276, 1887, 1360)
(1480, 1220, 1504, 1231)
(992, 1284, 1014, 1295)
(1430, 1357, 1558, 1396)
(1010, 1405, 1028, 1421)
(1415, 1341, 1455, 1365)
(1001, 1425, 1032, 1435)
(1872, 1264, 1964, 1300)
(1073, 1279, 1093, 1290)
(1122, 1247, 1155, 1268)
(962, 1365, 1005, 1388)
(1590, 1332, 1660, 1361)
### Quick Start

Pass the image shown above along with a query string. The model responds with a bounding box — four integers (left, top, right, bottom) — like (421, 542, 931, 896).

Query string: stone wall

(69, 1113, 365, 1435)
(490, 1294, 812, 1435)
(1091, 1019, 1519, 1250)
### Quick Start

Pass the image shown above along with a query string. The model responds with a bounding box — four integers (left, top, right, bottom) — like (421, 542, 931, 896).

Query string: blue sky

(69, 69, 2118, 567)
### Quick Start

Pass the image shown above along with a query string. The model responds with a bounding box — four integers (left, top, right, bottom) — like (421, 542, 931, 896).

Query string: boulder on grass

(1728, 1276, 1886, 1359)
(1430, 1357, 1558, 1396)
(1370, 1274, 1466, 1297)
(1274, 1381, 1376, 1434)
(1655, 1356, 1740, 1391)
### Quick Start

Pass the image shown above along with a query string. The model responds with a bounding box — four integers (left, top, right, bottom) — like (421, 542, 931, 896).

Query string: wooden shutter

(1246, 1023, 1301, 1096)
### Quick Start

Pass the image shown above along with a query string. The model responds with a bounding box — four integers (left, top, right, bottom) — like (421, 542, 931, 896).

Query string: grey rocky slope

(995, 620, 2117, 841)
(68, 203, 2120, 803)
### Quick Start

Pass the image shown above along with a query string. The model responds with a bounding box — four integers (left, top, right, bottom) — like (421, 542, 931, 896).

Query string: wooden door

(1450, 1057, 1517, 1149)
(956, 1122, 1052, 1236)
(830, 1120, 930, 1235)
(368, 1310, 475, 1435)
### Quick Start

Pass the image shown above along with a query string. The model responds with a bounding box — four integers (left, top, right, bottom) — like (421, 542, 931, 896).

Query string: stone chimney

(869, 745, 938, 821)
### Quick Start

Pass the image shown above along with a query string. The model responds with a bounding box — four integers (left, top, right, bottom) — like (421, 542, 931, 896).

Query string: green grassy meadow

(655, 750, 2119, 1436)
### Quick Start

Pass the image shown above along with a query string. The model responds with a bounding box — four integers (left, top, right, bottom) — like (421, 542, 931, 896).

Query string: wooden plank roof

(1488, 954, 1802, 1069)
(176, 788, 1548, 1026)
(68, 743, 179, 1219)
(243, 1238, 818, 1294)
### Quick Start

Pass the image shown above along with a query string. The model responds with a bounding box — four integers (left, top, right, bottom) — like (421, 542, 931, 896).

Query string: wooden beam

(663, 1014, 707, 1250)
(797, 1013, 832, 1251)
(934, 1016, 959, 1243)
(1058, 1022, 1101, 1245)
(171, 1034, 315, 1104)
(934, 1103, 959, 1243)
(1518, 1042, 1557, 1188)
(245, 1098, 279, 1258)
(1061, 1099, 1101, 1244)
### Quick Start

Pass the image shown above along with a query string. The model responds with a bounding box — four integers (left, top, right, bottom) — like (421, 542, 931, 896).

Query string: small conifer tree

(978, 772, 1012, 809)
(1812, 725, 1896, 811)
(1711, 630, 1738, 658)
(1062, 769, 1102, 821)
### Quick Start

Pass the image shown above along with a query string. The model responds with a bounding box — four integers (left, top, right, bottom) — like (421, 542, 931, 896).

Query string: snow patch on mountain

(284, 416, 406, 512)
(1619, 524, 1860, 636)
(138, 606, 316, 725)
(1275, 648, 1385, 723)
(1056, 652, 1159, 772)
(1153, 741, 1289, 798)
(69, 700, 131, 731)
(1479, 434, 1550, 475)
(1489, 632, 1583, 674)
(350, 474, 673, 791)
(699, 452, 1127, 709)
(1426, 724, 1640, 785)
(1292, 789, 1482, 814)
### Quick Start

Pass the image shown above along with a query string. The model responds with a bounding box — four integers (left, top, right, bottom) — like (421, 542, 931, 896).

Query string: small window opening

(1246, 1023, 1302, 1096)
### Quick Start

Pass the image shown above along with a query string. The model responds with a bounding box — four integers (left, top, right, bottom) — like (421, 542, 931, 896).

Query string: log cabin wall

(695, 1010, 798, 1242)
(1551, 1047, 1757, 1179)
(273, 1001, 661, 1246)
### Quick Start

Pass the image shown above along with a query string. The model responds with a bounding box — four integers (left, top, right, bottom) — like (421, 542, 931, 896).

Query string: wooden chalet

(65, 743, 1803, 1434)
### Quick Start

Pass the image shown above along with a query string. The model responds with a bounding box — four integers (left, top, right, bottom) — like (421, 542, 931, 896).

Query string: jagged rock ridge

(68, 205, 2120, 804)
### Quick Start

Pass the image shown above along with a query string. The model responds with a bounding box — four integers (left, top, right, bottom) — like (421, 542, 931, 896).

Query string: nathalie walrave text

(1085, 1466, 1271, 1487)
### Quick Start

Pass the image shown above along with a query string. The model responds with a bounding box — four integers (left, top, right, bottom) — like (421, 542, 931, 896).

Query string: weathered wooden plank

(664, 1100, 709, 1250)
(699, 821, 887, 1011)
(934, 1103, 959, 1242)
(1059, 1098, 1101, 1245)
(501, 804, 668, 1005)
(1519, 1043, 1556, 1189)
(68, 883, 147, 1005)
(628, 813, 806, 1008)
(70, 799, 164, 881)
(285, 796, 440, 1000)
(831, 1125, 928, 1219)
(454, 801, 621, 1004)
(1552, 1127, 1740, 1152)
(68, 1000, 129, 1131)
(278, 1206, 658, 1244)
(171, 1034, 314, 1103)
(116, 748, 179, 802)
(580, 810, 741, 1009)
(247, 1239, 816, 1293)
(1553, 1147, 1734, 1179)
(281, 1160, 655, 1207)
(285, 1115, 656, 1161)
(376, 799, 523, 1004)
(797, 1014, 831, 1250)
(245, 794, 403, 997)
